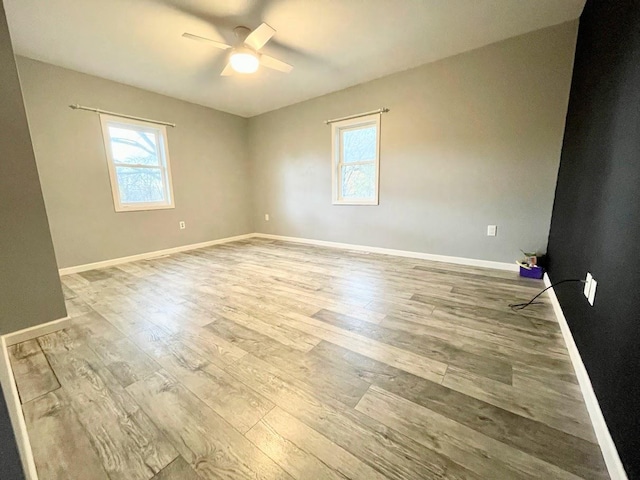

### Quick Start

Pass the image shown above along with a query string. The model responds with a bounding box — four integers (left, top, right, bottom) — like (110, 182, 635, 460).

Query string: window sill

(332, 200, 379, 206)
(115, 204, 175, 213)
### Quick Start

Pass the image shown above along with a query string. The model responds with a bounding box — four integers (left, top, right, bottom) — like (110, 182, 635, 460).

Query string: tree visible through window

(332, 113, 380, 205)
(100, 115, 175, 212)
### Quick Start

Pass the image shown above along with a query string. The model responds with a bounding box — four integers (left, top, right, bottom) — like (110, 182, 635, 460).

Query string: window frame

(100, 114, 175, 212)
(331, 113, 380, 206)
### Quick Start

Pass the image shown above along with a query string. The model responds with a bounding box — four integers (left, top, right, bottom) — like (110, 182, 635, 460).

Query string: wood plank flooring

(9, 238, 608, 479)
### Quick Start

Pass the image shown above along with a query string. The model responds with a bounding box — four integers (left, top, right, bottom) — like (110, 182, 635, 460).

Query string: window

(332, 113, 380, 205)
(100, 115, 175, 212)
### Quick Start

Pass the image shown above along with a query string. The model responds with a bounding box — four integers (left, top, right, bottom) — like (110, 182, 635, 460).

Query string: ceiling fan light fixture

(183, 23, 292, 76)
(229, 49, 259, 74)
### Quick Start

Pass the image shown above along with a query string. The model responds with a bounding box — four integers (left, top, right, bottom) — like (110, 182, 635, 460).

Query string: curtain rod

(68, 104, 176, 128)
(324, 107, 389, 125)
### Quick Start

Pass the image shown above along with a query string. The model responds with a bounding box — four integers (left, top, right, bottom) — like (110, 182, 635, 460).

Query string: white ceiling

(4, 0, 585, 118)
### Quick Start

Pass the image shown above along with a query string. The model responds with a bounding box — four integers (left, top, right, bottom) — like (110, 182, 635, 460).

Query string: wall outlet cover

(265, 214, 270, 221)
(179, 221, 186, 230)
(588, 278, 597, 306)
(584, 272, 592, 297)
(487, 225, 497, 236)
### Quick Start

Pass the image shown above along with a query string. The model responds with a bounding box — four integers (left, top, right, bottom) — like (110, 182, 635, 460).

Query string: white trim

(100, 114, 176, 213)
(59, 233, 255, 275)
(331, 113, 381, 206)
(0, 336, 39, 480)
(255, 233, 518, 271)
(3, 316, 71, 347)
(543, 273, 628, 480)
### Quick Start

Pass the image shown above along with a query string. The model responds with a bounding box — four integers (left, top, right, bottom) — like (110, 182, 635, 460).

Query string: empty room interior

(1, 0, 639, 479)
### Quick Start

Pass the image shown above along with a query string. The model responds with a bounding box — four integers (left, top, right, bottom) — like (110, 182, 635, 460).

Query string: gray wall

(15, 21, 578, 270)
(248, 21, 578, 263)
(17, 57, 253, 269)
(0, 4, 66, 334)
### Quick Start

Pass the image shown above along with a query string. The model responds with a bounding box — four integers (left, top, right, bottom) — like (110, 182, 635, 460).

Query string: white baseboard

(543, 273, 627, 480)
(58, 233, 255, 275)
(255, 233, 519, 272)
(4, 316, 71, 347)
(0, 336, 39, 480)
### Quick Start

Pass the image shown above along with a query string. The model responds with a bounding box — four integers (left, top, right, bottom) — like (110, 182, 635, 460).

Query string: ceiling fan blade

(244, 23, 276, 51)
(182, 32, 232, 50)
(220, 62, 234, 76)
(260, 54, 293, 73)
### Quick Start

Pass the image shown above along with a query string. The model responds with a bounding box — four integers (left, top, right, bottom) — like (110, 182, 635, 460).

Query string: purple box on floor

(520, 265, 544, 279)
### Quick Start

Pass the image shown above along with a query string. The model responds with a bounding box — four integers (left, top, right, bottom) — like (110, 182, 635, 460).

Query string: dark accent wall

(0, 387, 24, 480)
(547, 0, 640, 477)
(0, 0, 67, 335)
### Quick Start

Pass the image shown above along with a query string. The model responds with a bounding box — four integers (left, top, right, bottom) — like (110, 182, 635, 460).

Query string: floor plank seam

(440, 364, 449, 385)
(37, 336, 63, 394)
(243, 404, 278, 436)
(18, 385, 63, 407)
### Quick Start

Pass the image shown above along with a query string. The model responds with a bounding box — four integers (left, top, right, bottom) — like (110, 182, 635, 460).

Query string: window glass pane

(341, 163, 375, 199)
(108, 126, 159, 166)
(115, 166, 165, 203)
(342, 126, 376, 163)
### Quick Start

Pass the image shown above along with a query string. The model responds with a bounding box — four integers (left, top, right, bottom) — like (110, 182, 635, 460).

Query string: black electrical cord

(509, 278, 585, 311)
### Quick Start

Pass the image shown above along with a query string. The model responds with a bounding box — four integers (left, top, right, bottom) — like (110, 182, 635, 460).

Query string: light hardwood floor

(9, 239, 608, 479)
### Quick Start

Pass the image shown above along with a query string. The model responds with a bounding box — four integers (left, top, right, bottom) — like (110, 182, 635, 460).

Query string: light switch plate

(588, 279, 597, 306)
(584, 272, 592, 297)
(487, 225, 497, 236)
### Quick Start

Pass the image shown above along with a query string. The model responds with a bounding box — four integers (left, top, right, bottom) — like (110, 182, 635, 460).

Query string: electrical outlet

(588, 279, 597, 306)
(179, 221, 186, 230)
(265, 214, 270, 221)
(584, 272, 592, 297)
(487, 225, 497, 236)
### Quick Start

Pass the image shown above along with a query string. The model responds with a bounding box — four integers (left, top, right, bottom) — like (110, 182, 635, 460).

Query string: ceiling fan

(182, 23, 293, 76)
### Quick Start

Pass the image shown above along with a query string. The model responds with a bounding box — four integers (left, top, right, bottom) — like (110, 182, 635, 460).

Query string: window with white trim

(331, 113, 380, 205)
(100, 115, 175, 212)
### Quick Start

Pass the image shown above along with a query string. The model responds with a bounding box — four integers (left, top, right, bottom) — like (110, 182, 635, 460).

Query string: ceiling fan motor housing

(233, 26, 252, 45)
